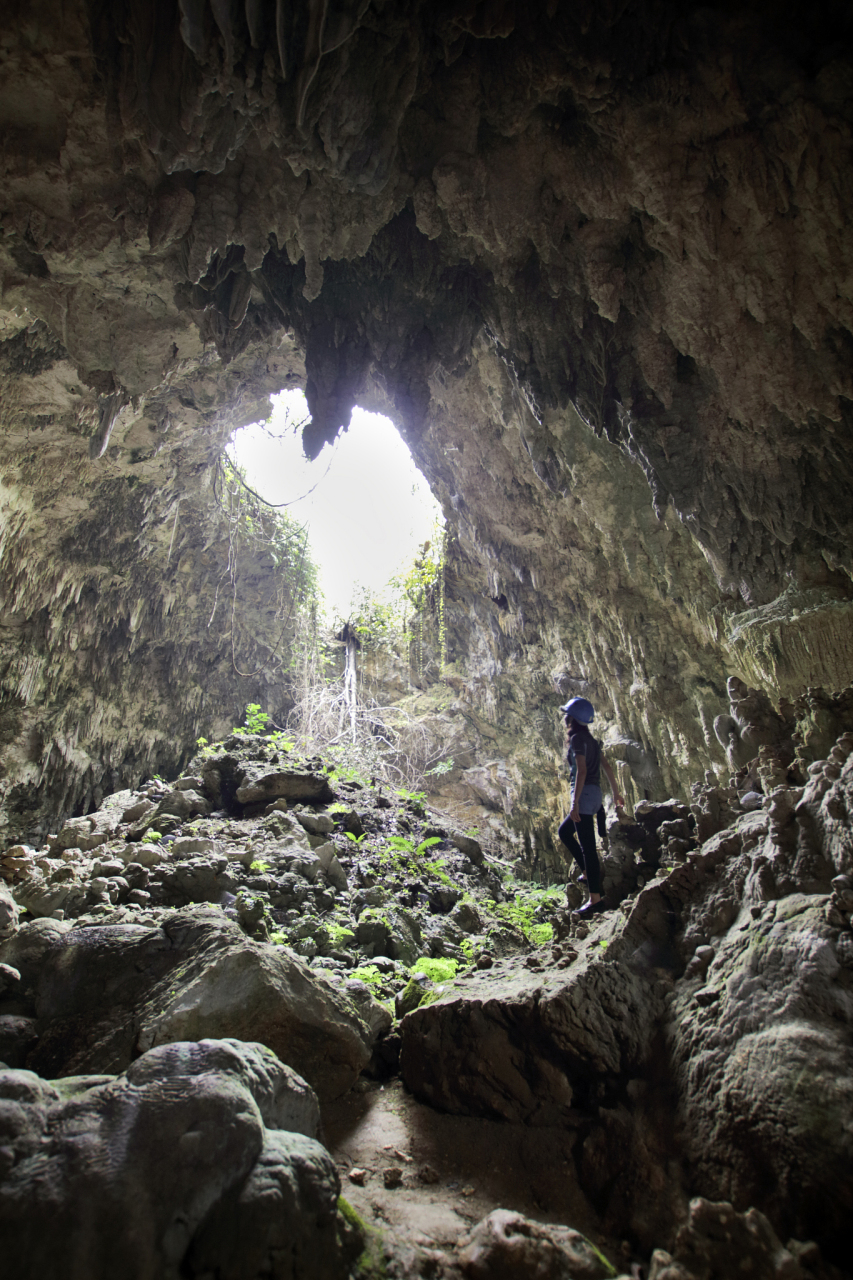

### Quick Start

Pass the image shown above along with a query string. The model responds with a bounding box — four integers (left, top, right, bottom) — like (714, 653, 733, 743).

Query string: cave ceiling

(1, 0, 852, 837)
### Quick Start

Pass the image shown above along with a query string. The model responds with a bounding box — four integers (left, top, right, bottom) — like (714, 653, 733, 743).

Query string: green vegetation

(425, 757, 454, 776)
(409, 956, 457, 982)
(327, 923, 357, 947)
(249, 860, 270, 872)
(484, 883, 564, 947)
(233, 703, 270, 736)
(395, 788, 427, 806)
(337, 1196, 386, 1279)
(386, 835, 441, 856)
(350, 965, 385, 988)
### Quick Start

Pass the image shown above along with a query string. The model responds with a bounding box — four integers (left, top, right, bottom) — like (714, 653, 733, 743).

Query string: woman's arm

(570, 754, 586, 822)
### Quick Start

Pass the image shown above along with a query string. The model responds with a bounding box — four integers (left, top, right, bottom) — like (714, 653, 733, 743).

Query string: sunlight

(228, 390, 442, 619)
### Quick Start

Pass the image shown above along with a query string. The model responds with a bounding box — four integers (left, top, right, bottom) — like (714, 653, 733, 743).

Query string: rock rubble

(1, 728, 851, 1278)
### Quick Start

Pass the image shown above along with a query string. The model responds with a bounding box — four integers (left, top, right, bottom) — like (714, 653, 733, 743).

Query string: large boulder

(0, 908, 374, 1098)
(0, 1038, 354, 1280)
(399, 942, 665, 1126)
(0, 883, 18, 939)
(235, 765, 334, 807)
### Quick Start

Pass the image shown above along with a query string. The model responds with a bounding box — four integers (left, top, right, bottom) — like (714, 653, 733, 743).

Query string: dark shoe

(573, 899, 606, 918)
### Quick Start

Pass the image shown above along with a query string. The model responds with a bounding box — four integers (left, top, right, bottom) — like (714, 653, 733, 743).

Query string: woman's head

(560, 696, 594, 726)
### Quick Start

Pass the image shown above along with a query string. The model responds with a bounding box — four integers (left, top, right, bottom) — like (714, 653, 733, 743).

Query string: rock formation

(2, 5, 853, 1274)
(2, 730, 851, 1277)
(2, 0, 853, 842)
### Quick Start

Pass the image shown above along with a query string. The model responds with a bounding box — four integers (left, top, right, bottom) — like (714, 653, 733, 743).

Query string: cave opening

(227, 389, 443, 621)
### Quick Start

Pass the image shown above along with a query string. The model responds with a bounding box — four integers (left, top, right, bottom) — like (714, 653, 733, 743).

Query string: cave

(1, 3, 852, 1278)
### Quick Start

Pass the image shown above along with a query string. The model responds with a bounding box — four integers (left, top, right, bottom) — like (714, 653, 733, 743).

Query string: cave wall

(1, 0, 852, 841)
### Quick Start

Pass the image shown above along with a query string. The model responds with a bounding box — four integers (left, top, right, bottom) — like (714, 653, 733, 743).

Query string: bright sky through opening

(229, 390, 442, 619)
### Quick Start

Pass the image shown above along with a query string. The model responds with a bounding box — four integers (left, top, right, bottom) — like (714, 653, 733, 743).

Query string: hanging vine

(212, 453, 321, 679)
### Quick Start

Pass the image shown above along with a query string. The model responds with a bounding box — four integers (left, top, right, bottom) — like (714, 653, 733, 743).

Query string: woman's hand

(569, 805, 580, 823)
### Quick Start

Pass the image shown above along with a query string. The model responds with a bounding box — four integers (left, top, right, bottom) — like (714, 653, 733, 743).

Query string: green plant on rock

(350, 964, 385, 988)
(424, 857, 452, 885)
(389, 521, 448, 677)
(395, 787, 427, 806)
(327, 923, 357, 947)
(459, 937, 477, 962)
(425, 757, 454, 776)
(233, 703, 271, 736)
(487, 884, 563, 947)
(386, 835, 440, 857)
(215, 450, 321, 691)
(409, 956, 457, 982)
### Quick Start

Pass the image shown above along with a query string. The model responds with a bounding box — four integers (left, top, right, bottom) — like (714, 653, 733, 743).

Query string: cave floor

(322, 1078, 618, 1260)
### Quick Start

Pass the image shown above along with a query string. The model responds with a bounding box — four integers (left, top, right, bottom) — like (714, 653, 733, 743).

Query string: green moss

(338, 1197, 387, 1279)
(587, 1239, 618, 1276)
(409, 956, 457, 982)
(337, 1196, 368, 1233)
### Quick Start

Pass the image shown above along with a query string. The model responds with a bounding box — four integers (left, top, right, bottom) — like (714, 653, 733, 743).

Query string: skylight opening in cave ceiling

(228, 390, 442, 621)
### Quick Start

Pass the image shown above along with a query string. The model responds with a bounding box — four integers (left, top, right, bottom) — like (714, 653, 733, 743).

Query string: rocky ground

(1, 727, 852, 1279)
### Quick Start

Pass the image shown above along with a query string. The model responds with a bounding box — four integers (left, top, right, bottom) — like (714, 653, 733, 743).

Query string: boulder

(235, 766, 334, 806)
(667, 895, 853, 1245)
(451, 832, 485, 864)
(400, 945, 663, 1125)
(456, 1209, 617, 1279)
(296, 813, 335, 836)
(0, 1014, 37, 1067)
(0, 1039, 354, 1280)
(648, 1198, 814, 1280)
(314, 842, 348, 890)
(157, 789, 211, 819)
(0, 883, 18, 939)
(2, 908, 373, 1098)
(122, 842, 169, 867)
(171, 837, 217, 857)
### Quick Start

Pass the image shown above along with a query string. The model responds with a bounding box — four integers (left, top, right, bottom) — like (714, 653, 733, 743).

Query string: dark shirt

(567, 726, 601, 788)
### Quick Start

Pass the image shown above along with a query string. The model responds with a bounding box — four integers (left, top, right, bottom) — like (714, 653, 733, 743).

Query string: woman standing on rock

(558, 697, 623, 918)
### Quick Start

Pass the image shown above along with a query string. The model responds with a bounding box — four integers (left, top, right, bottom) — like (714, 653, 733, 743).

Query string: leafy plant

(350, 964, 385, 988)
(146, 830, 163, 842)
(327, 923, 357, 947)
(487, 884, 564, 947)
(529, 923, 554, 945)
(396, 788, 427, 806)
(344, 832, 367, 844)
(233, 703, 271, 736)
(424, 857, 452, 885)
(425, 757, 454, 776)
(385, 835, 441, 857)
(409, 956, 457, 982)
(250, 860, 270, 872)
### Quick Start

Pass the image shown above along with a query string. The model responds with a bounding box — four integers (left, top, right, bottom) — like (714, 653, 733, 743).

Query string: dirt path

(322, 1079, 618, 1258)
